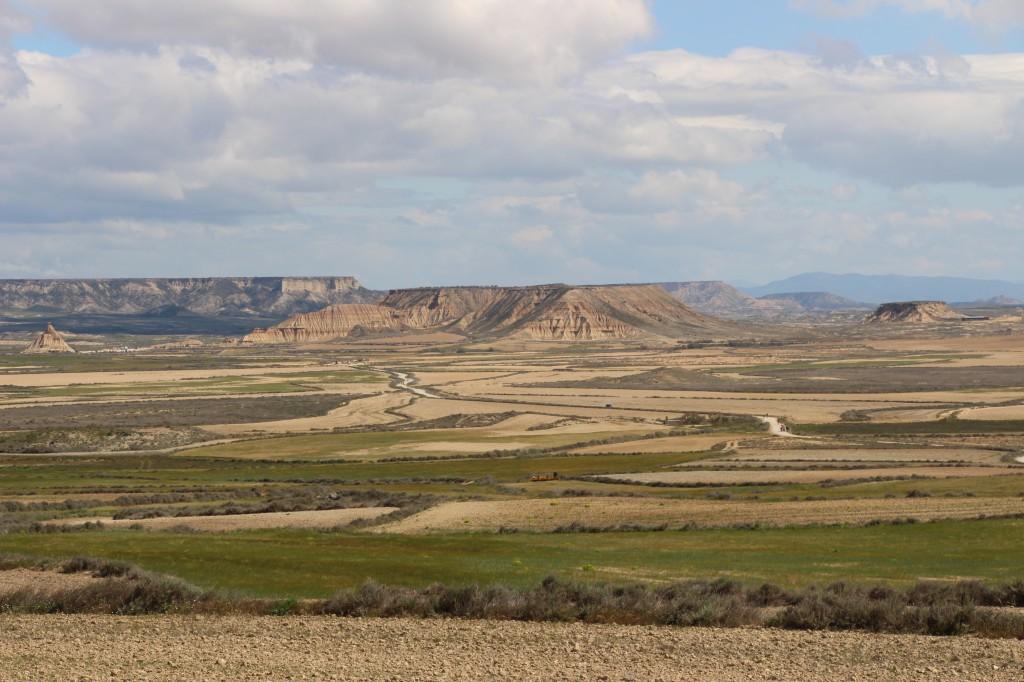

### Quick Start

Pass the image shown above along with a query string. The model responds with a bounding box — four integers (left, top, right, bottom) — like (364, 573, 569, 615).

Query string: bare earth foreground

(2, 616, 1022, 681)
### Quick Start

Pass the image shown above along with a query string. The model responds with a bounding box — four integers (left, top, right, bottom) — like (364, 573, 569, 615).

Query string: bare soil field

(604, 467, 1024, 486)
(466, 379, 1022, 406)
(860, 407, 963, 422)
(47, 507, 399, 532)
(0, 394, 355, 429)
(960, 405, 1024, 421)
(558, 365, 1024, 394)
(2, 615, 1021, 681)
(444, 390, 939, 423)
(399, 396, 672, 421)
(377, 496, 1024, 533)
(0, 363, 324, 387)
(183, 417, 664, 461)
(203, 390, 413, 434)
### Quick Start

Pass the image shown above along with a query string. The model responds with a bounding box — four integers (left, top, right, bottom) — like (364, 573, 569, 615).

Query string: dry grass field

(377, 496, 1024, 533)
(46, 506, 399, 532)
(605, 467, 1023, 486)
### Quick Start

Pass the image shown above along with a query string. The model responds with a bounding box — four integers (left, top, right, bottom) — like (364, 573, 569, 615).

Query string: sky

(0, 1, 1022, 288)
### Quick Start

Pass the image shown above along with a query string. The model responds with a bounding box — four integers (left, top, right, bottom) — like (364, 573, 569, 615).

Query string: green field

(12, 370, 387, 399)
(793, 419, 1024, 435)
(2, 518, 1022, 597)
(0, 450, 718, 493)
(0, 352, 282, 373)
(181, 427, 666, 461)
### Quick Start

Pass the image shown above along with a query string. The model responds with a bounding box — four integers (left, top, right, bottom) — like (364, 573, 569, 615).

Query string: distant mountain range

(659, 282, 799, 318)
(661, 282, 867, 319)
(758, 291, 869, 311)
(744, 273, 1024, 305)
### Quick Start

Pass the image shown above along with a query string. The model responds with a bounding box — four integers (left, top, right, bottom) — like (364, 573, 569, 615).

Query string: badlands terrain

(2, 281, 1024, 678)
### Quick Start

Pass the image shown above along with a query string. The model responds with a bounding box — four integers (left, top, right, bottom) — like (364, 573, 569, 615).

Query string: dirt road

(2, 615, 1021, 681)
(392, 370, 441, 398)
(757, 415, 799, 437)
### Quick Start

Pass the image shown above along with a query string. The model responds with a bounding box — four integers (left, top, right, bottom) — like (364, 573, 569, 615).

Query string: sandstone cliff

(22, 324, 75, 354)
(0, 277, 381, 317)
(867, 301, 961, 323)
(245, 284, 738, 344)
(242, 304, 407, 344)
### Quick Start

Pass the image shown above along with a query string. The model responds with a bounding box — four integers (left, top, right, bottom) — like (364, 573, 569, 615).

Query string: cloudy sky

(1, 1, 1022, 288)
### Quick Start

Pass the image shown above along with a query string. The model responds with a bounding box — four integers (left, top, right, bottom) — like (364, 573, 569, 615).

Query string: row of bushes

(1, 555, 1022, 638)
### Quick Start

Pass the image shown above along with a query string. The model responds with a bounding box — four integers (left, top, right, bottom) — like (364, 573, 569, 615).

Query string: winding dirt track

(2, 615, 1022, 681)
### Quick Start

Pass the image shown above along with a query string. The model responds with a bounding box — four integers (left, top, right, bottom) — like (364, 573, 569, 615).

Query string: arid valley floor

(3, 307, 1024, 678)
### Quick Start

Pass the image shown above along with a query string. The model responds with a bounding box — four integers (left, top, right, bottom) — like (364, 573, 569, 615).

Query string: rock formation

(867, 301, 962, 323)
(243, 304, 407, 344)
(0, 277, 381, 317)
(22, 323, 75, 353)
(244, 284, 739, 344)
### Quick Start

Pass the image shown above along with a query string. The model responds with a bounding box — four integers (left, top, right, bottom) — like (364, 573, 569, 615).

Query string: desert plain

(3, 303, 1024, 678)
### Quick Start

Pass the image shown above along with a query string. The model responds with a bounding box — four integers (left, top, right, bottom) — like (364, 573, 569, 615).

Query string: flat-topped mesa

(243, 283, 740, 344)
(0, 276, 377, 316)
(867, 301, 961, 323)
(22, 323, 75, 354)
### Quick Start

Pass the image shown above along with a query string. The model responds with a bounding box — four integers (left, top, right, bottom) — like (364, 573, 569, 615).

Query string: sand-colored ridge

(242, 304, 407, 344)
(242, 283, 739, 344)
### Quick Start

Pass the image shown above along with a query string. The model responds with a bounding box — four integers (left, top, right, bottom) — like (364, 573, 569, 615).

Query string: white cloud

(791, 0, 1024, 31)
(831, 183, 860, 201)
(1, 3, 1023, 283)
(792, 1, 972, 19)
(510, 226, 554, 245)
(593, 48, 1024, 185)
(0, 1, 27, 98)
(34, 0, 653, 82)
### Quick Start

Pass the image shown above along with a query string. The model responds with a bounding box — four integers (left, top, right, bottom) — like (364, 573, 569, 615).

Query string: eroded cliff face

(0, 277, 379, 316)
(378, 288, 523, 329)
(867, 301, 961, 323)
(242, 304, 407, 344)
(513, 301, 642, 341)
(22, 324, 75, 354)
(244, 284, 737, 344)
